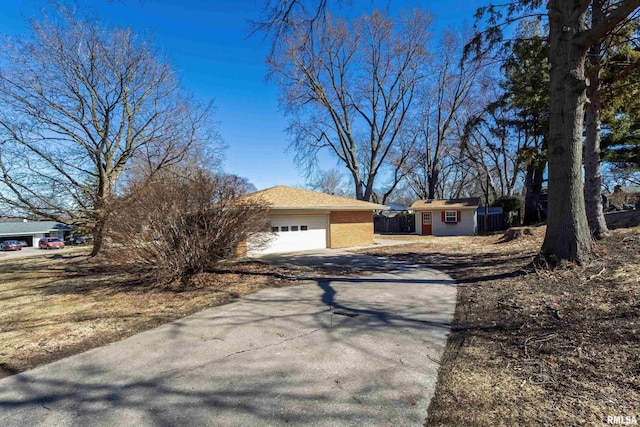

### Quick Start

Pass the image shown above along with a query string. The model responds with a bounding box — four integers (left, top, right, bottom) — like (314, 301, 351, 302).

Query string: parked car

(39, 237, 65, 249)
(64, 235, 87, 245)
(18, 241, 29, 248)
(0, 240, 23, 251)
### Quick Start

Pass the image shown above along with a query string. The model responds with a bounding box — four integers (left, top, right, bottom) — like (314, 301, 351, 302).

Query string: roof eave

(412, 205, 479, 210)
(269, 206, 387, 211)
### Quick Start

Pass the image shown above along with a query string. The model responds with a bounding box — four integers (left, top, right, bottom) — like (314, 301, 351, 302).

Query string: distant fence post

(374, 213, 415, 233)
(477, 212, 507, 233)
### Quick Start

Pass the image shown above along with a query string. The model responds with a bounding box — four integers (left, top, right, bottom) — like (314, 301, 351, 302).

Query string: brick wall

(235, 240, 247, 257)
(329, 210, 373, 248)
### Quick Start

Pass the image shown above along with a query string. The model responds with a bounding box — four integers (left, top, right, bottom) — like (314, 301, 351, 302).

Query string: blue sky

(0, 0, 488, 190)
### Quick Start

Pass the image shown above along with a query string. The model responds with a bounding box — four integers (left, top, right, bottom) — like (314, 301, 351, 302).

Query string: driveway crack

(224, 328, 324, 359)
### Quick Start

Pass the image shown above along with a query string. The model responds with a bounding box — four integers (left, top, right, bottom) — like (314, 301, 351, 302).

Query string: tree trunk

(540, 1, 593, 264)
(350, 170, 364, 201)
(524, 162, 545, 224)
(90, 174, 110, 257)
(428, 168, 438, 199)
(362, 177, 374, 202)
(90, 221, 105, 257)
(584, 0, 610, 240)
(523, 166, 535, 222)
(483, 173, 490, 232)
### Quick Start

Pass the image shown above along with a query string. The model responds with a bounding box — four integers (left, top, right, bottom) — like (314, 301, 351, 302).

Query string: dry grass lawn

(362, 226, 640, 426)
(0, 252, 332, 378)
(2, 226, 638, 425)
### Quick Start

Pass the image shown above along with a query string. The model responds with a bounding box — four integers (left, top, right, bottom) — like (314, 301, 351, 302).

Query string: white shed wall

(414, 209, 477, 236)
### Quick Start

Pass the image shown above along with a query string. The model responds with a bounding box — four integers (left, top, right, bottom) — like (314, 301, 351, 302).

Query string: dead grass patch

(0, 253, 330, 378)
(360, 226, 640, 426)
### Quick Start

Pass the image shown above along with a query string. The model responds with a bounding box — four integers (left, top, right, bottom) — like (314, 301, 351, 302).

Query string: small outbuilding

(410, 198, 480, 236)
(238, 186, 387, 256)
(0, 220, 73, 247)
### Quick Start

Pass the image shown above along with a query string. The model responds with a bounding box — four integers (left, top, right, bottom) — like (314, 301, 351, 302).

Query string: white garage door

(248, 215, 328, 256)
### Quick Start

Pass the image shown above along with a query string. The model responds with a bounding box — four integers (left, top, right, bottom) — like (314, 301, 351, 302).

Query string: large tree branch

(579, 0, 640, 47)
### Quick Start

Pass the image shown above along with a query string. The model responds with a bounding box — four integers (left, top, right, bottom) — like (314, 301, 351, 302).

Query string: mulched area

(359, 226, 640, 426)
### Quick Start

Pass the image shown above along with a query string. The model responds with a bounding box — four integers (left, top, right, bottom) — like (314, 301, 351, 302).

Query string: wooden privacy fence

(477, 212, 507, 233)
(374, 214, 415, 233)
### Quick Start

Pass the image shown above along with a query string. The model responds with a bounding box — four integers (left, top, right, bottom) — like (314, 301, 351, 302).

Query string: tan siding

(329, 211, 373, 248)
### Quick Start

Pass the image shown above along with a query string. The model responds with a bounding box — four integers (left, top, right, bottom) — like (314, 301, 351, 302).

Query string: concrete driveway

(0, 250, 456, 426)
(0, 246, 78, 261)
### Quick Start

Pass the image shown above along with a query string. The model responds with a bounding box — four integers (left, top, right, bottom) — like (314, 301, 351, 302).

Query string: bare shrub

(106, 171, 270, 284)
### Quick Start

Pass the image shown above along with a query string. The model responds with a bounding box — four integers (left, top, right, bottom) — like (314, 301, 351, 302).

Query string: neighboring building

(410, 198, 480, 236)
(0, 220, 73, 247)
(476, 207, 504, 215)
(381, 203, 410, 215)
(374, 204, 415, 233)
(237, 186, 386, 256)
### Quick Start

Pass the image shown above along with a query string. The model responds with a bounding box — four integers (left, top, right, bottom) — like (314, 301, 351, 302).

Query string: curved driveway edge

(0, 251, 456, 426)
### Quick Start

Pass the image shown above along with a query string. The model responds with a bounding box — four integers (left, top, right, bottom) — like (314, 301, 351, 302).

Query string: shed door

(249, 215, 328, 255)
(421, 212, 432, 235)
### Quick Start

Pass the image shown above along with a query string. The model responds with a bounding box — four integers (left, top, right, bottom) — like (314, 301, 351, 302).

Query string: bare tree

(462, 83, 530, 200)
(0, 9, 217, 256)
(306, 167, 350, 196)
(268, 8, 432, 201)
(584, 1, 640, 239)
(252, 0, 331, 53)
(403, 29, 485, 200)
(473, 0, 640, 263)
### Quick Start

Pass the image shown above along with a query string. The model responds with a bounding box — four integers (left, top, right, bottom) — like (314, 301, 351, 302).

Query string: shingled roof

(0, 221, 73, 235)
(239, 186, 387, 211)
(410, 198, 480, 210)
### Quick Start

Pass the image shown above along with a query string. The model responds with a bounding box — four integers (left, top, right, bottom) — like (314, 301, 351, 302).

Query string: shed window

(291, 226, 299, 231)
(445, 211, 458, 223)
(301, 225, 308, 231)
(271, 226, 279, 232)
(280, 226, 289, 232)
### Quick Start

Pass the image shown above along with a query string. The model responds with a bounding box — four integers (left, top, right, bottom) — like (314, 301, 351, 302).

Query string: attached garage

(0, 220, 73, 247)
(254, 214, 328, 255)
(240, 186, 386, 256)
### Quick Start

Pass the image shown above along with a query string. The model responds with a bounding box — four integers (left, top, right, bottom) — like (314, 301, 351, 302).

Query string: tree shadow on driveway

(0, 253, 456, 426)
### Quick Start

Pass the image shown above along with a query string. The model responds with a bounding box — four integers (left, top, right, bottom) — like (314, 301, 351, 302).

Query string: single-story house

(410, 198, 480, 236)
(0, 220, 73, 247)
(238, 186, 387, 256)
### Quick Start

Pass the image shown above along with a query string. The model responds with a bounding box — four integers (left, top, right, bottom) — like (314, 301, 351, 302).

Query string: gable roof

(410, 198, 481, 210)
(239, 186, 387, 211)
(0, 221, 73, 235)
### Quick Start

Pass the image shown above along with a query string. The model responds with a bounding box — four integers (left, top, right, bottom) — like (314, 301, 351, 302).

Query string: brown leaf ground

(363, 227, 640, 426)
(0, 253, 341, 379)
(2, 230, 638, 425)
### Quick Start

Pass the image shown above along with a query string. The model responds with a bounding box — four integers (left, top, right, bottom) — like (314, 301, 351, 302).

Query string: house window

(291, 226, 299, 231)
(301, 225, 308, 231)
(445, 211, 458, 223)
(271, 226, 279, 232)
(281, 226, 289, 232)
